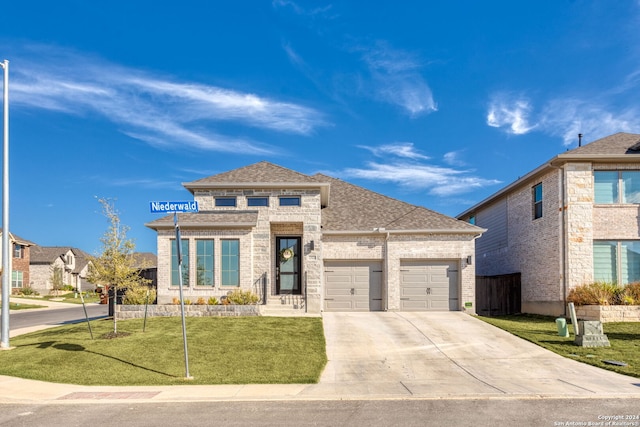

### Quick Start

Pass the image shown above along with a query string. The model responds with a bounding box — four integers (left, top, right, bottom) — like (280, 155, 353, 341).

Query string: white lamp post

(1, 59, 10, 349)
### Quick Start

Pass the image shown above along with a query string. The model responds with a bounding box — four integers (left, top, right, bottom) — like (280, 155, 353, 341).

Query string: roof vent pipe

(578, 133, 583, 147)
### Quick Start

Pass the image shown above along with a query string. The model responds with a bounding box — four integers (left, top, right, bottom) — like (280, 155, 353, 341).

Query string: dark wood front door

(276, 237, 301, 294)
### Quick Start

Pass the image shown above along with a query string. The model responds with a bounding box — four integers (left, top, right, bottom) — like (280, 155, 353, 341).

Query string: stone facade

(115, 304, 259, 319)
(575, 305, 640, 323)
(155, 188, 324, 312)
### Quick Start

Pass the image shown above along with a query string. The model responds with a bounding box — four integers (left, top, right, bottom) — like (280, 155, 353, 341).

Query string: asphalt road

(0, 398, 638, 427)
(8, 304, 108, 331)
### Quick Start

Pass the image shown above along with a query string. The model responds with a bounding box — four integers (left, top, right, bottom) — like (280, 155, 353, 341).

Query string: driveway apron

(301, 312, 640, 399)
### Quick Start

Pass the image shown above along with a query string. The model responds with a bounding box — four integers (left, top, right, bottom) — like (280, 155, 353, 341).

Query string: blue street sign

(150, 201, 199, 213)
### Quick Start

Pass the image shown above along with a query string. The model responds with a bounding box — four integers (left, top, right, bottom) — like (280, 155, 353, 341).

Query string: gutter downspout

(384, 231, 390, 311)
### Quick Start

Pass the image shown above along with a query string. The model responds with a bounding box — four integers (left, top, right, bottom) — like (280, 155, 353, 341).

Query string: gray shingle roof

(146, 211, 259, 230)
(315, 174, 482, 233)
(30, 246, 73, 264)
(186, 161, 320, 185)
(563, 132, 640, 156)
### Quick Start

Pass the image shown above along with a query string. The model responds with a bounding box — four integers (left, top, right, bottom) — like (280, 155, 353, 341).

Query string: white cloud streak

(10, 44, 325, 154)
(361, 42, 437, 116)
(486, 90, 640, 146)
(343, 162, 500, 197)
(357, 142, 430, 160)
(336, 143, 499, 197)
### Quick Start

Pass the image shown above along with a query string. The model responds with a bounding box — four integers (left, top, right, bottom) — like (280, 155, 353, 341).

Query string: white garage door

(399, 260, 459, 311)
(324, 261, 383, 311)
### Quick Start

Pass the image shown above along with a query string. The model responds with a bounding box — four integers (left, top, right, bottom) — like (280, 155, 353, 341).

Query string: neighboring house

(457, 132, 640, 316)
(132, 252, 158, 289)
(29, 246, 92, 294)
(146, 161, 484, 314)
(0, 229, 35, 293)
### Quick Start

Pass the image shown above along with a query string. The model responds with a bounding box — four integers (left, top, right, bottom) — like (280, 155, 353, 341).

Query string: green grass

(2, 302, 46, 310)
(0, 316, 327, 386)
(16, 292, 101, 304)
(478, 314, 640, 378)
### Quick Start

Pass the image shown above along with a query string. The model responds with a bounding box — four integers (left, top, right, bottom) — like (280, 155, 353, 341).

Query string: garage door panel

(324, 261, 382, 312)
(400, 261, 459, 311)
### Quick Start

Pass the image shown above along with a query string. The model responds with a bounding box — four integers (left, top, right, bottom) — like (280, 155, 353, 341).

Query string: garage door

(324, 261, 383, 311)
(399, 261, 459, 311)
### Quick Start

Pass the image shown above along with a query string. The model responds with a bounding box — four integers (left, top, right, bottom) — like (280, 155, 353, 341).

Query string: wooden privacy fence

(476, 273, 521, 316)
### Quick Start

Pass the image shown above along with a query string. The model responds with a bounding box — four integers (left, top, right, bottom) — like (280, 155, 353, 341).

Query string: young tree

(50, 265, 64, 296)
(87, 198, 150, 334)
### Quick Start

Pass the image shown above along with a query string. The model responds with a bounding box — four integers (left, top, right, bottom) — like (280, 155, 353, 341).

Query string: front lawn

(0, 316, 327, 385)
(15, 291, 101, 304)
(478, 314, 640, 378)
(3, 302, 46, 310)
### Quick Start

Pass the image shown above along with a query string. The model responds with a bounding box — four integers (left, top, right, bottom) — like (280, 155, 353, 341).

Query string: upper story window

(279, 196, 300, 207)
(247, 197, 269, 207)
(468, 215, 476, 225)
(532, 183, 543, 220)
(215, 197, 237, 207)
(594, 171, 640, 204)
(13, 244, 24, 259)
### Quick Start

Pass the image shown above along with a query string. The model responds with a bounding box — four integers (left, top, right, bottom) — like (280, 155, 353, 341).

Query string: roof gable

(186, 161, 320, 185)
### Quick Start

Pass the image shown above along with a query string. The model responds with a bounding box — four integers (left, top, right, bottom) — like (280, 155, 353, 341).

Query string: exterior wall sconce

(466, 255, 473, 265)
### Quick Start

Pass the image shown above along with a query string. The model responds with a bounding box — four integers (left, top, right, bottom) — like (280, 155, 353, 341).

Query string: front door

(276, 237, 301, 294)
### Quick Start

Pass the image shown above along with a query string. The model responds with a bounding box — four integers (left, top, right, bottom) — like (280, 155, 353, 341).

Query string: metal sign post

(150, 201, 198, 379)
(1, 60, 10, 349)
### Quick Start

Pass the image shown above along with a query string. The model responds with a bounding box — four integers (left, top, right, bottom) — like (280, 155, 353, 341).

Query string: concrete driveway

(303, 312, 640, 399)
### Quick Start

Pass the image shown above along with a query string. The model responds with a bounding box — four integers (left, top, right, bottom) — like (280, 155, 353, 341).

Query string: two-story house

(29, 246, 91, 294)
(0, 229, 34, 293)
(457, 132, 640, 316)
(146, 161, 485, 314)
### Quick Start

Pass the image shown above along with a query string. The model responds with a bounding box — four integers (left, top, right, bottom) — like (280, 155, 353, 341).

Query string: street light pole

(0, 59, 10, 349)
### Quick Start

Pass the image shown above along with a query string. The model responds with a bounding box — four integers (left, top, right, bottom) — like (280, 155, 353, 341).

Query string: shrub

(184, 299, 192, 305)
(621, 282, 640, 305)
(567, 282, 622, 305)
(225, 289, 260, 305)
(62, 285, 76, 292)
(207, 296, 219, 305)
(172, 297, 180, 305)
(19, 287, 39, 296)
(195, 297, 206, 305)
(122, 286, 156, 305)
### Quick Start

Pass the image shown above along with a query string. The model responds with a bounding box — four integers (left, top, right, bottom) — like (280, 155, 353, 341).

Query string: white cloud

(357, 142, 430, 160)
(361, 42, 437, 116)
(10, 44, 325, 154)
(538, 98, 640, 146)
(486, 94, 536, 135)
(342, 161, 500, 197)
(443, 150, 466, 166)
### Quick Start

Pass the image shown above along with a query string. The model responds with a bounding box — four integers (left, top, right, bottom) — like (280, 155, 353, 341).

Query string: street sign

(149, 201, 199, 214)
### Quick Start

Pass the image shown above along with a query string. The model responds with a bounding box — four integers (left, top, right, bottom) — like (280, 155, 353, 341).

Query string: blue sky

(2, 1, 640, 255)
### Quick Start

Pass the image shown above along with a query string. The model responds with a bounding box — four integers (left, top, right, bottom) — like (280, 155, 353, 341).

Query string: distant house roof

(30, 246, 92, 274)
(457, 132, 640, 218)
(0, 229, 35, 246)
(149, 162, 483, 235)
(30, 246, 73, 264)
(132, 252, 157, 269)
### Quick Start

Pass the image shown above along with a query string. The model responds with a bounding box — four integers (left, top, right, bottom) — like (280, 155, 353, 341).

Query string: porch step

(260, 295, 315, 317)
